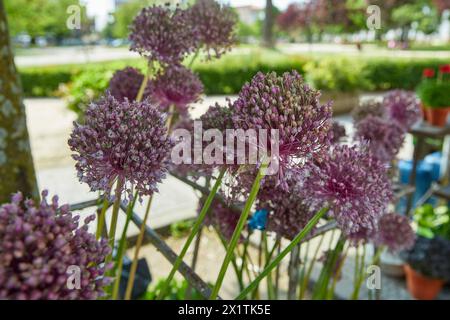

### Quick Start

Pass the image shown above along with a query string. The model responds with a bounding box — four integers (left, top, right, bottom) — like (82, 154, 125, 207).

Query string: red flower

(439, 64, 450, 74)
(423, 68, 435, 78)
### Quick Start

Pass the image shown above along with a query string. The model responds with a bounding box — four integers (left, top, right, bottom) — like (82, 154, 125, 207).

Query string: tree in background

(263, 0, 275, 47)
(4, 0, 91, 43)
(0, 0, 39, 202)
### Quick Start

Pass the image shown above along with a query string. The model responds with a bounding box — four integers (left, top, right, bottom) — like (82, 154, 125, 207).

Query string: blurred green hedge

(18, 55, 449, 99)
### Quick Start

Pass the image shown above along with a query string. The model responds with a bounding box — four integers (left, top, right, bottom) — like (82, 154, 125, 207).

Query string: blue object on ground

(248, 208, 268, 231)
(398, 153, 442, 212)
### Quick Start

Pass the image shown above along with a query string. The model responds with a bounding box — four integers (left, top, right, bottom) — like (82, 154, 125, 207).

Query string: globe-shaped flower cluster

(373, 213, 415, 252)
(149, 64, 203, 114)
(232, 71, 333, 176)
(355, 115, 405, 163)
(0, 191, 111, 300)
(108, 67, 145, 102)
(68, 94, 174, 200)
(129, 4, 198, 65)
(300, 144, 392, 236)
(384, 90, 420, 131)
(188, 0, 238, 59)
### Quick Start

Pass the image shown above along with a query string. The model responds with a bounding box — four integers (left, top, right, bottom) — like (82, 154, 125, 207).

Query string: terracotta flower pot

(426, 107, 449, 127)
(404, 264, 444, 300)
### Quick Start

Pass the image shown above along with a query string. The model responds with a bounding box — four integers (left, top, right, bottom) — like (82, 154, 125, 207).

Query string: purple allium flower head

(330, 121, 346, 144)
(108, 67, 146, 102)
(300, 144, 393, 236)
(129, 4, 198, 65)
(383, 90, 420, 131)
(68, 94, 174, 200)
(352, 99, 385, 123)
(257, 170, 314, 240)
(374, 213, 416, 252)
(0, 191, 111, 300)
(149, 64, 203, 114)
(232, 71, 333, 179)
(188, 0, 238, 59)
(355, 115, 405, 163)
(200, 199, 241, 242)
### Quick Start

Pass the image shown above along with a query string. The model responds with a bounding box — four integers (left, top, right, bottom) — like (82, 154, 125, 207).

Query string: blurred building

(234, 5, 263, 25)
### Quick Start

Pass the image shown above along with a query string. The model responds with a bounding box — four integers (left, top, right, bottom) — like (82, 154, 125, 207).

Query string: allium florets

(129, 4, 197, 64)
(0, 191, 111, 300)
(149, 64, 203, 113)
(68, 94, 174, 200)
(232, 71, 333, 174)
(352, 99, 385, 123)
(300, 144, 393, 236)
(330, 121, 346, 144)
(201, 199, 241, 241)
(188, 0, 237, 59)
(374, 213, 415, 252)
(355, 115, 405, 163)
(383, 90, 420, 131)
(108, 67, 145, 102)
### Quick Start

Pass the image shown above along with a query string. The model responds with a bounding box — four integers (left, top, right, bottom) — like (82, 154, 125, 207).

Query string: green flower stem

(235, 206, 329, 300)
(351, 244, 366, 300)
(105, 178, 125, 266)
(327, 245, 349, 300)
(210, 163, 269, 300)
(96, 198, 109, 240)
(111, 192, 138, 300)
(124, 196, 153, 300)
(157, 168, 226, 300)
(299, 234, 325, 300)
(215, 228, 244, 292)
(312, 235, 345, 300)
(136, 62, 153, 102)
(263, 233, 276, 299)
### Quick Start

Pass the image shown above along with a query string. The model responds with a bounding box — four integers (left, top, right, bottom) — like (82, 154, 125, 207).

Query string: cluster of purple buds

(330, 121, 346, 144)
(300, 144, 393, 236)
(201, 199, 242, 242)
(129, 4, 198, 65)
(149, 64, 203, 114)
(188, 0, 238, 59)
(351, 99, 385, 123)
(373, 213, 416, 253)
(68, 94, 174, 201)
(383, 90, 421, 131)
(232, 71, 333, 182)
(355, 115, 405, 163)
(108, 67, 146, 102)
(0, 191, 111, 300)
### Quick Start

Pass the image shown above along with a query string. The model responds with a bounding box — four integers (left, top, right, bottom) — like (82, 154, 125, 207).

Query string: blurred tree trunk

(0, 0, 38, 202)
(263, 0, 275, 48)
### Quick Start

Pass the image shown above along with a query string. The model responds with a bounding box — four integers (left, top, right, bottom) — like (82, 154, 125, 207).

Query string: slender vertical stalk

(124, 196, 153, 300)
(210, 163, 269, 300)
(287, 244, 301, 300)
(312, 235, 345, 300)
(105, 178, 125, 265)
(328, 245, 349, 300)
(157, 168, 226, 299)
(235, 207, 329, 300)
(351, 244, 367, 300)
(96, 198, 109, 240)
(299, 234, 325, 300)
(263, 233, 276, 299)
(136, 62, 153, 102)
(111, 192, 138, 300)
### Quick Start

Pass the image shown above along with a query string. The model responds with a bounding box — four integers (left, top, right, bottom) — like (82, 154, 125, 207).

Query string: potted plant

(417, 65, 450, 127)
(401, 205, 450, 300)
